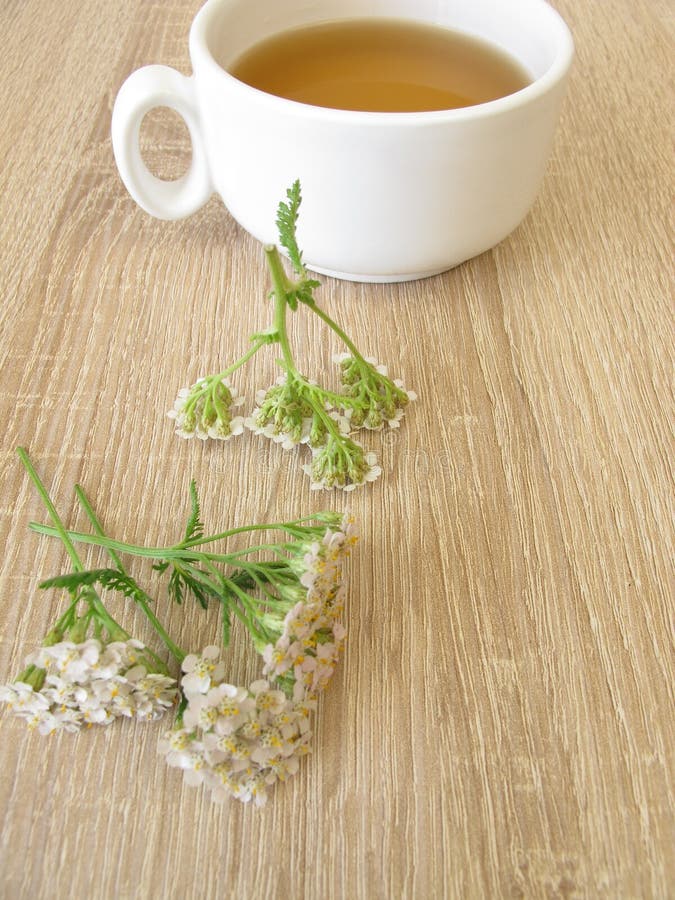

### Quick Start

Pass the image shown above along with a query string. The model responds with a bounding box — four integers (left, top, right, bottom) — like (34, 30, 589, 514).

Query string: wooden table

(0, 1, 672, 897)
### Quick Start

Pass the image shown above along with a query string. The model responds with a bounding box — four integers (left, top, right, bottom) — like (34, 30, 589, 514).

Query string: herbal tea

(227, 18, 531, 112)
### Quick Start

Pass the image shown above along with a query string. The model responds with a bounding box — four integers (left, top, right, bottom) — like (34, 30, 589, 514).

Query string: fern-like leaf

(168, 567, 185, 605)
(181, 572, 212, 610)
(184, 480, 204, 543)
(276, 180, 305, 276)
(40, 569, 153, 605)
(165, 563, 222, 611)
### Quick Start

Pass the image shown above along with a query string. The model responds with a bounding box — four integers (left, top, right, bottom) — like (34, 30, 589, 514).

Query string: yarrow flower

(10, 451, 358, 808)
(245, 375, 315, 450)
(158, 650, 315, 806)
(0, 638, 177, 734)
(158, 515, 357, 805)
(167, 181, 416, 490)
(246, 375, 351, 452)
(261, 516, 356, 694)
(334, 353, 417, 430)
(302, 436, 382, 492)
(168, 375, 245, 440)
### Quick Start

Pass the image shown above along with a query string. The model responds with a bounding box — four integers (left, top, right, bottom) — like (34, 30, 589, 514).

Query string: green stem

(307, 385, 363, 408)
(28, 524, 334, 582)
(133, 597, 184, 664)
(222, 577, 270, 643)
(53, 595, 80, 632)
(74, 486, 124, 571)
(17, 450, 128, 640)
(308, 302, 365, 362)
(265, 245, 298, 375)
(180, 337, 269, 420)
(196, 558, 272, 642)
(17, 448, 84, 573)
(234, 563, 285, 607)
(266, 251, 344, 438)
(217, 337, 269, 380)
(178, 558, 271, 643)
(74, 485, 185, 665)
(86, 591, 129, 642)
(28, 522, 333, 563)
(255, 263, 353, 446)
(181, 513, 340, 547)
(28, 525, 218, 561)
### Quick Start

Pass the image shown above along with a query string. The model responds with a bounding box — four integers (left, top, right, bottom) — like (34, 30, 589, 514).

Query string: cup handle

(111, 65, 213, 220)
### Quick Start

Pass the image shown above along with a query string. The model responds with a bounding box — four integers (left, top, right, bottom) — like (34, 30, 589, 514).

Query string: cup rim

(190, 0, 574, 123)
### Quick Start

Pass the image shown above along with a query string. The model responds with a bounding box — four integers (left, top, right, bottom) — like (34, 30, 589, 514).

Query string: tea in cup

(112, 0, 573, 282)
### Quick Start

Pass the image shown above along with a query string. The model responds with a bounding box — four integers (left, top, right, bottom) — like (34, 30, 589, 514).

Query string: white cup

(112, 0, 573, 283)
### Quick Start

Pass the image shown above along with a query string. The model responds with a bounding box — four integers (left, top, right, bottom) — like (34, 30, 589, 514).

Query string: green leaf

(296, 281, 320, 308)
(166, 562, 222, 611)
(276, 180, 305, 277)
(228, 569, 259, 593)
(184, 480, 204, 543)
(40, 568, 153, 605)
(182, 573, 213, 610)
(168, 567, 185, 605)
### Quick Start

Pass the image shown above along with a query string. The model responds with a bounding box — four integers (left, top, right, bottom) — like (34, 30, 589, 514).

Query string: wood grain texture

(0, 1, 672, 897)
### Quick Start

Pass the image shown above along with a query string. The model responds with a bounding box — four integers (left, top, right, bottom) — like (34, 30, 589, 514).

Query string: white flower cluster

(167, 347, 414, 491)
(0, 638, 177, 734)
(302, 441, 382, 492)
(245, 377, 313, 450)
(245, 375, 350, 451)
(334, 353, 417, 430)
(168, 376, 245, 440)
(158, 647, 315, 806)
(159, 516, 357, 805)
(262, 518, 355, 687)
